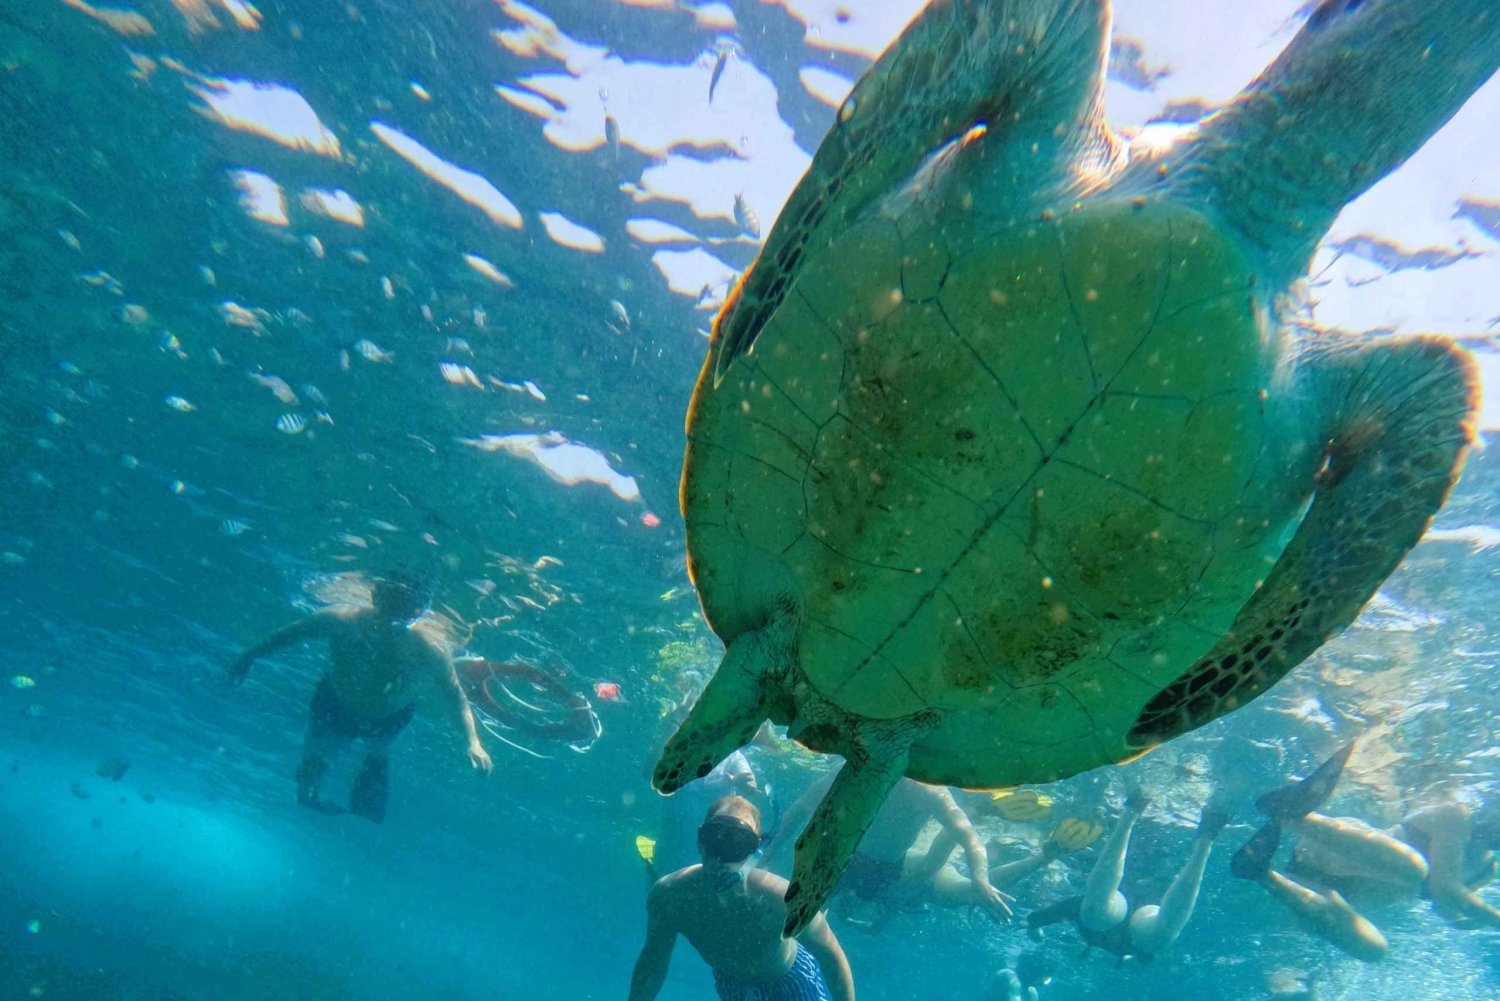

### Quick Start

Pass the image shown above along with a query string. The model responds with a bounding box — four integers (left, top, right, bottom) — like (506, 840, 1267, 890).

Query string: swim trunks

(308, 677, 416, 743)
(713, 944, 832, 1001)
(843, 852, 902, 902)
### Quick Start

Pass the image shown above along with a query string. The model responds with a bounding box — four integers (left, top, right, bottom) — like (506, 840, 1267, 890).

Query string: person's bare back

(323, 607, 451, 720)
(629, 795, 854, 1001)
(652, 866, 799, 983)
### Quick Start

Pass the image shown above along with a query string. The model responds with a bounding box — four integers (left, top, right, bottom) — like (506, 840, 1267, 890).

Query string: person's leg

(1128, 801, 1228, 953)
(1414, 802, 1500, 928)
(299, 679, 354, 809)
(348, 704, 416, 823)
(1080, 788, 1147, 931)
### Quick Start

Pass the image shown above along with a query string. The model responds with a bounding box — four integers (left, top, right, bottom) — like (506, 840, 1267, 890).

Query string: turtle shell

(680, 196, 1316, 786)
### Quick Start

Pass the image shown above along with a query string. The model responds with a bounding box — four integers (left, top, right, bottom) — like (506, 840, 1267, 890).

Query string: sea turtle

(654, 0, 1497, 934)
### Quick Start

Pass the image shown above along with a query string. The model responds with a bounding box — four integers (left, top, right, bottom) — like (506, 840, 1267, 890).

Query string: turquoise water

(1, 1, 1497, 998)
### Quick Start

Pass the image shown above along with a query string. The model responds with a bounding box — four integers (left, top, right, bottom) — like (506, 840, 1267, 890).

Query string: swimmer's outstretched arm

(627, 883, 679, 1001)
(436, 657, 492, 774)
(797, 910, 856, 1001)
(927, 786, 1011, 922)
(227, 609, 347, 683)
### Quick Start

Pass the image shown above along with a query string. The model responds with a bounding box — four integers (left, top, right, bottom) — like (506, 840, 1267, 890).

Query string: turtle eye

(838, 96, 857, 125)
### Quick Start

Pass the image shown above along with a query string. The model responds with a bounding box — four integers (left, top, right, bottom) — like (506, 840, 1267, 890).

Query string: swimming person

(227, 570, 493, 821)
(770, 774, 1012, 930)
(629, 795, 855, 1001)
(1233, 741, 1499, 960)
(1026, 789, 1229, 962)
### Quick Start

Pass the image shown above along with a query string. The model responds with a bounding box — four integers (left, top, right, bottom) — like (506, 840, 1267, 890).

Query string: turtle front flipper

(653, 617, 794, 794)
(1174, 0, 1500, 289)
(713, 0, 1115, 383)
(1129, 336, 1478, 749)
(784, 733, 914, 936)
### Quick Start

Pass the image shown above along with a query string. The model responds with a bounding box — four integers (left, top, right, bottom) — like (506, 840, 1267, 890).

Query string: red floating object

(640, 511, 661, 528)
(594, 681, 621, 702)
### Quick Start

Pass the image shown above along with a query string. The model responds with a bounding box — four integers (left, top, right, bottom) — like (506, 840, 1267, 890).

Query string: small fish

(57, 229, 81, 251)
(219, 518, 251, 536)
(604, 114, 620, 160)
(96, 757, 130, 781)
(381, 275, 395, 299)
(524, 380, 546, 401)
(369, 519, 401, 532)
(305, 235, 325, 259)
(275, 413, 306, 435)
(353, 339, 393, 362)
(60, 361, 82, 376)
(199, 265, 217, 286)
(709, 49, 729, 102)
(249, 372, 298, 404)
(610, 299, 631, 330)
(473, 306, 487, 328)
(21, 704, 43, 718)
(302, 383, 327, 405)
(314, 411, 334, 426)
(164, 395, 196, 412)
(733, 193, 760, 238)
(339, 349, 352, 371)
(347, 249, 370, 264)
(410, 81, 431, 101)
(10, 676, 36, 689)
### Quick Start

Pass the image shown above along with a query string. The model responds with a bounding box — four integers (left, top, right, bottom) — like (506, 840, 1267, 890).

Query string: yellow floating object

(989, 788, 1053, 821)
(1050, 817, 1104, 852)
(635, 835, 656, 864)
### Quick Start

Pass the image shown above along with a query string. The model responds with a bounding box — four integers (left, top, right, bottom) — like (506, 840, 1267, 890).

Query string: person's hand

(469, 743, 493, 774)
(976, 879, 1015, 924)
(227, 654, 252, 685)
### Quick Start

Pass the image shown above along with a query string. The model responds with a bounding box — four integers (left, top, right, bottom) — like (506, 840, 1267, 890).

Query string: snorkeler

(1233, 740, 1500, 961)
(771, 775, 1012, 930)
(227, 570, 493, 822)
(1026, 789, 1229, 963)
(629, 795, 855, 1001)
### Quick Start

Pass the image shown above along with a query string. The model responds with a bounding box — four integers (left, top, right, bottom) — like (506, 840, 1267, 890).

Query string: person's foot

(1198, 800, 1232, 839)
(295, 755, 328, 807)
(1124, 786, 1150, 814)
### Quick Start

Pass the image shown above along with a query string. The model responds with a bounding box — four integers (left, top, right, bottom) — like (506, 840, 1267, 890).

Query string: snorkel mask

(372, 571, 432, 629)
(698, 813, 766, 891)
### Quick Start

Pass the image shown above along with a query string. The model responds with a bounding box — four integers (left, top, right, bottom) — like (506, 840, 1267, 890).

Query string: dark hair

(372, 569, 432, 612)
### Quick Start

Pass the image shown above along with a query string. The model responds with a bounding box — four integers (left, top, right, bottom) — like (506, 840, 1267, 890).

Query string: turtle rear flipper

(713, 0, 1114, 382)
(1130, 336, 1477, 748)
(784, 736, 913, 936)
(653, 618, 794, 794)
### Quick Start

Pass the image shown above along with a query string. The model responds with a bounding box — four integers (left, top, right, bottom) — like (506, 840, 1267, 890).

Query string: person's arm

(930, 786, 1012, 922)
(627, 884, 679, 1001)
(797, 910, 855, 1001)
(436, 654, 492, 774)
(228, 610, 342, 682)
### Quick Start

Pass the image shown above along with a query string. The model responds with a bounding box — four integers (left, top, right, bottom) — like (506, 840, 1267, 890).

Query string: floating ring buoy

(458, 658, 601, 751)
